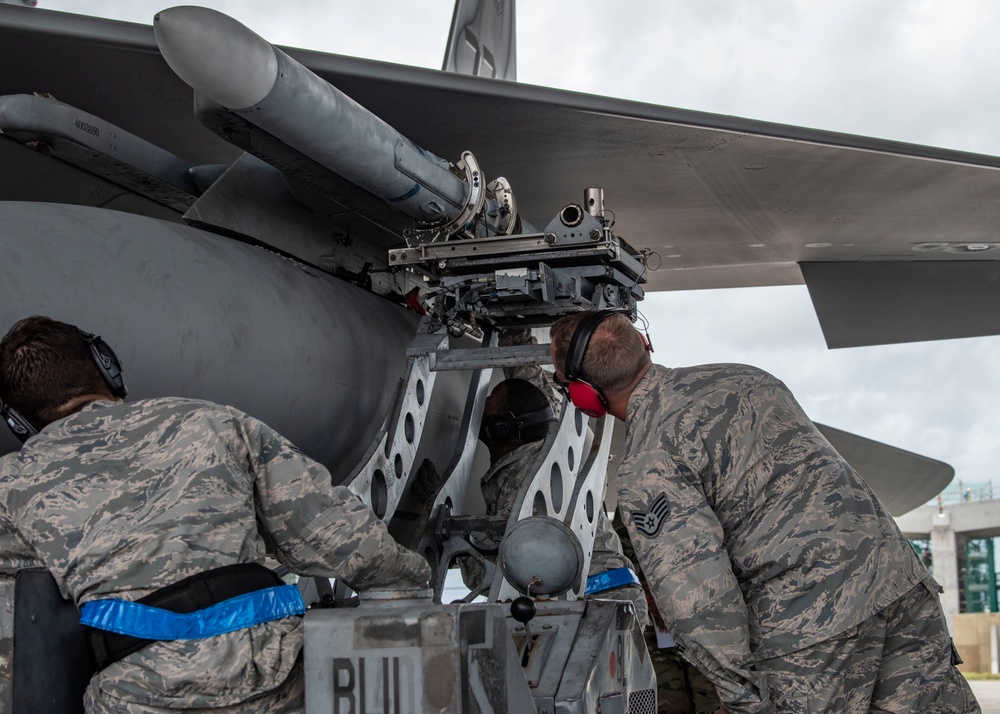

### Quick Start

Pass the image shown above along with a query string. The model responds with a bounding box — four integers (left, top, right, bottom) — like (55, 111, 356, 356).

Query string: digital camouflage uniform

(614, 511, 721, 714)
(617, 363, 979, 714)
(0, 397, 430, 714)
(0, 529, 40, 712)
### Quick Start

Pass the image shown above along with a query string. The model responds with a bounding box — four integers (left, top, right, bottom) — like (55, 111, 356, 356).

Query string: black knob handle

(510, 596, 536, 624)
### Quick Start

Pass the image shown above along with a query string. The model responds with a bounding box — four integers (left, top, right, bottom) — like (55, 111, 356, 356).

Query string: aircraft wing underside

(3, 4, 1000, 349)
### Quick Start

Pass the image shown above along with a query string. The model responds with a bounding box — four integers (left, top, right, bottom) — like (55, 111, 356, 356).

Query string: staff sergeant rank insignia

(631, 493, 669, 537)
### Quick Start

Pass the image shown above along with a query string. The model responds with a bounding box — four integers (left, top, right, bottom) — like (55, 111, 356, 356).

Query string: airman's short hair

(0, 316, 108, 429)
(550, 312, 650, 395)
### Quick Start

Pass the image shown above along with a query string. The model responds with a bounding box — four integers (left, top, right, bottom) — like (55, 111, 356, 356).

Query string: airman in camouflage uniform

(469, 425, 648, 622)
(0, 316, 430, 714)
(551, 311, 979, 714)
(461, 327, 648, 620)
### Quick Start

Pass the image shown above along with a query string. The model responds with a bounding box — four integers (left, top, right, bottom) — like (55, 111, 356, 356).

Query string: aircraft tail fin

(442, 0, 516, 80)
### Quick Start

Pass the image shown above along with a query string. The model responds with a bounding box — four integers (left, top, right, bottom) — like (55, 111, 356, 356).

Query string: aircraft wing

(4, 5, 1000, 349)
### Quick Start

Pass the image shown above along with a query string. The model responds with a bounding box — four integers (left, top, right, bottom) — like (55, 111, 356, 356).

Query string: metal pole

(991, 623, 999, 674)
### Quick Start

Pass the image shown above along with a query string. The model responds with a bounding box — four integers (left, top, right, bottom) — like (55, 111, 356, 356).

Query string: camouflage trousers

(83, 657, 305, 714)
(758, 582, 980, 713)
(645, 628, 721, 714)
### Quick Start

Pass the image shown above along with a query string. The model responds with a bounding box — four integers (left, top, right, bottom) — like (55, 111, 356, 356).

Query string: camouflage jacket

(0, 397, 429, 711)
(617, 364, 932, 714)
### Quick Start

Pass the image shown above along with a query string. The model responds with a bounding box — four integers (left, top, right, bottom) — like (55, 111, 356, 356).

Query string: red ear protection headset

(563, 310, 616, 418)
(562, 310, 653, 419)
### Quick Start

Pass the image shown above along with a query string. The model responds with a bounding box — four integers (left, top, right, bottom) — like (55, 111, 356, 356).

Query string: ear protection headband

(78, 330, 128, 400)
(479, 404, 554, 446)
(0, 399, 35, 443)
(1, 329, 127, 444)
(563, 309, 617, 419)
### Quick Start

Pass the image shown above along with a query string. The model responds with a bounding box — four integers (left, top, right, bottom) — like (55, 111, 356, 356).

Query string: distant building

(895, 485, 1000, 672)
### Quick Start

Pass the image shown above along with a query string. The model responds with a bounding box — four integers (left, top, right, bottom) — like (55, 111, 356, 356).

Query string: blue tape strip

(585, 567, 641, 596)
(80, 584, 305, 640)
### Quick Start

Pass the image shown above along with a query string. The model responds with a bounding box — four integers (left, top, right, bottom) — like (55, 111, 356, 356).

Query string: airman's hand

(397, 548, 432, 587)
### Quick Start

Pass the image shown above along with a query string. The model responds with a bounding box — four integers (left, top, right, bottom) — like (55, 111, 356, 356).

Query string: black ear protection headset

(0, 329, 127, 443)
(80, 330, 128, 400)
(479, 404, 555, 446)
(562, 310, 653, 419)
(0, 398, 35, 442)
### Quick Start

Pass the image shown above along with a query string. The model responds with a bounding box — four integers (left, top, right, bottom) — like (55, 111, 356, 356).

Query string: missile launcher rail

(392, 194, 649, 332)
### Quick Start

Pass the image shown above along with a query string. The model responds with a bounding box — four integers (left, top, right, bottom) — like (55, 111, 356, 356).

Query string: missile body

(0, 202, 466, 478)
(154, 7, 470, 226)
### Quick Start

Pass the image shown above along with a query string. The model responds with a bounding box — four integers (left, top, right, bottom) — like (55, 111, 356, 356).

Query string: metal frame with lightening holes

(343, 299, 614, 612)
(346, 318, 449, 522)
(413, 330, 499, 600)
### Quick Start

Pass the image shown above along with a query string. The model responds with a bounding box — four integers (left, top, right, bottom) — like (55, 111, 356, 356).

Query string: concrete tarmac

(970, 679, 1000, 713)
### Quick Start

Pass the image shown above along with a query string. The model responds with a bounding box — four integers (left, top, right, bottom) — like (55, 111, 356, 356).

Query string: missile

(0, 202, 467, 479)
(154, 6, 514, 235)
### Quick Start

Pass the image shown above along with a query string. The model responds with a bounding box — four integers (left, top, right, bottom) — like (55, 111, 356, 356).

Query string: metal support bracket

(427, 343, 551, 371)
(347, 318, 447, 522)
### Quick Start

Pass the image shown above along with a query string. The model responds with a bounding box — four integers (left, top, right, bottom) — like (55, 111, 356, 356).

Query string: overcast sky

(33, 0, 1000, 499)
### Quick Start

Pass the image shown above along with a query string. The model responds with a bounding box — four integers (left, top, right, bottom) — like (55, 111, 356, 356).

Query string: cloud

(521, 1, 1000, 154)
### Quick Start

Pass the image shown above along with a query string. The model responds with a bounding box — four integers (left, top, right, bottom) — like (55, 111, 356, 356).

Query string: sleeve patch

(631, 493, 670, 537)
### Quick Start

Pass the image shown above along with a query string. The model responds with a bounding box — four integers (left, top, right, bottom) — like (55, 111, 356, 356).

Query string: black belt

(86, 563, 285, 670)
